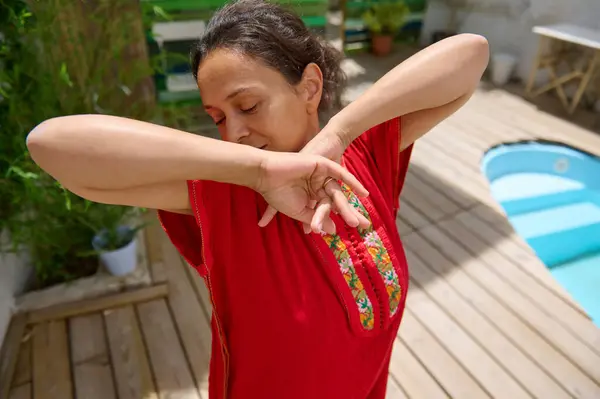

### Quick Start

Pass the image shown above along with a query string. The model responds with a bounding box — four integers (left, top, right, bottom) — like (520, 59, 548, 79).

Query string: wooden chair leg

(568, 50, 600, 114)
(548, 66, 574, 109)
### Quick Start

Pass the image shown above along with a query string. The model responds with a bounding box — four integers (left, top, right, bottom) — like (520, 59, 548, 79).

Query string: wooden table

(526, 23, 600, 114)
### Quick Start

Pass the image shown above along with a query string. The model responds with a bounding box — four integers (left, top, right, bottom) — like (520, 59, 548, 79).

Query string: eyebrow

(204, 87, 252, 110)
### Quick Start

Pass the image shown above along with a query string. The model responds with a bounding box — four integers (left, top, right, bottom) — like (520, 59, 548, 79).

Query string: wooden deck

(2, 87, 600, 399)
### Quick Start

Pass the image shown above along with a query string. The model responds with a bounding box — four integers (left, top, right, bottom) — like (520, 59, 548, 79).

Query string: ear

(300, 63, 323, 115)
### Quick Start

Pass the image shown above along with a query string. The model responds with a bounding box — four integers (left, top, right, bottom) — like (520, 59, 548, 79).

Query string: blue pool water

(482, 141, 600, 326)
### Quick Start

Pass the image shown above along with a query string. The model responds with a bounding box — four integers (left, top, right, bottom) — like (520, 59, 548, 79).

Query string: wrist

(203, 140, 266, 190)
(234, 145, 266, 190)
(324, 115, 355, 150)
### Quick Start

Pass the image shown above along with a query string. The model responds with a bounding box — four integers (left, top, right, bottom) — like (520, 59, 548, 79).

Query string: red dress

(159, 117, 412, 399)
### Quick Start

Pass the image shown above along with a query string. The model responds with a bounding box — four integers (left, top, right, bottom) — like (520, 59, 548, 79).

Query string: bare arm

(328, 34, 490, 148)
(26, 115, 264, 210)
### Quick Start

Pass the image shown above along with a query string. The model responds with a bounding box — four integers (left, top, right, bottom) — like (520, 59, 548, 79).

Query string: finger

(294, 206, 318, 226)
(311, 197, 335, 235)
(354, 208, 371, 229)
(323, 161, 369, 198)
(304, 197, 318, 233)
(326, 182, 359, 228)
(302, 223, 311, 234)
(258, 205, 278, 227)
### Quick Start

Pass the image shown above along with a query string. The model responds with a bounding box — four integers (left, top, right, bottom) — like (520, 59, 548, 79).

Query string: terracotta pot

(371, 34, 393, 56)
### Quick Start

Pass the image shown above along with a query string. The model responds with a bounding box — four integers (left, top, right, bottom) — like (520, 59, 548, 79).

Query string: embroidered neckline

(321, 183, 402, 330)
(323, 234, 375, 330)
(341, 184, 402, 316)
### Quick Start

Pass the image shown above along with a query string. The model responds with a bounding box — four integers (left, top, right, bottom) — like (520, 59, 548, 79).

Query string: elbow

(461, 33, 490, 72)
(26, 118, 58, 165)
(26, 117, 71, 182)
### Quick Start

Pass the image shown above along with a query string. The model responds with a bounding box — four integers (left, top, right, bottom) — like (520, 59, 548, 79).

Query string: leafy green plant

(362, 2, 410, 36)
(0, 0, 170, 288)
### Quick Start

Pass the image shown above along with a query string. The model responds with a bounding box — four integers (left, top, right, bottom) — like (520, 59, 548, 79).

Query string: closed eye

(242, 104, 258, 114)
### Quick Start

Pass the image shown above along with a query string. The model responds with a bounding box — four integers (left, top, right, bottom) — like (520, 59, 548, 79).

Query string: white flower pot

(92, 226, 138, 276)
(98, 238, 137, 276)
(491, 53, 517, 86)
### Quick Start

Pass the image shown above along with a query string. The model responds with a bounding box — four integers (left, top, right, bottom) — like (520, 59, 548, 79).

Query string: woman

(27, 0, 489, 397)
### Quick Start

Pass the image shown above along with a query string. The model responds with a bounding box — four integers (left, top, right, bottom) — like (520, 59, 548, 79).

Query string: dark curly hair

(190, 0, 346, 112)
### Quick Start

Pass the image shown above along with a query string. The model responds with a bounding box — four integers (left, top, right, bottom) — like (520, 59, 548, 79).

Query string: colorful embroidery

(322, 234, 375, 330)
(341, 184, 403, 316)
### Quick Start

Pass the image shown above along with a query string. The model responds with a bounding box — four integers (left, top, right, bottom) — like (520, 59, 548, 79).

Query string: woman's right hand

(254, 151, 369, 234)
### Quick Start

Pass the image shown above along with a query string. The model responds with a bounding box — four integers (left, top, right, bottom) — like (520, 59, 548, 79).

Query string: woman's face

(196, 48, 323, 152)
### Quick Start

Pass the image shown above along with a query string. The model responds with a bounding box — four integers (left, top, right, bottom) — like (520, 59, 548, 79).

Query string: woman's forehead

(197, 49, 290, 103)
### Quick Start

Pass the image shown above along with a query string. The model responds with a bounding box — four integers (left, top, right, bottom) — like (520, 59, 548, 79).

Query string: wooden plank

(414, 139, 489, 190)
(403, 231, 600, 398)
(469, 205, 591, 307)
(11, 334, 31, 388)
(137, 299, 202, 399)
(181, 257, 213, 323)
(395, 216, 413, 236)
(398, 199, 430, 230)
(470, 204, 533, 250)
(452, 211, 600, 352)
(408, 166, 477, 209)
(104, 305, 157, 399)
(470, 90, 600, 153)
(8, 384, 30, 399)
(409, 146, 494, 208)
(27, 283, 168, 324)
(405, 279, 530, 398)
(388, 338, 448, 399)
(145, 211, 167, 284)
(160, 235, 212, 397)
(419, 128, 487, 175)
(398, 309, 489, 398)
(70, 314, 117, 399)
(412, 223, 600, 386)
(32, 320, 73, 399)
(385, 376, 408, 399)
(405, 249, 570, 398)
(0, 314, 27, 399)
(405, 173, 461, 215)
(401, 180, 448, 221)
(159, 221, 213, 321)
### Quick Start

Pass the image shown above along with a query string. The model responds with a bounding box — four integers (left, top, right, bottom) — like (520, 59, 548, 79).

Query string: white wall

(0, 231, 32, 347)
(421, 0, 600, 81)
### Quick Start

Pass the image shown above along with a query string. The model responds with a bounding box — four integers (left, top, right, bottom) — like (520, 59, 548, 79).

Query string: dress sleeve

(346, 116, 413, 212)
(157, 180, 208, 277)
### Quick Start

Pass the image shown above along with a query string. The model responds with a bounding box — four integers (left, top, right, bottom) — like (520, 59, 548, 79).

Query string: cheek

(268, 97, 308, 139)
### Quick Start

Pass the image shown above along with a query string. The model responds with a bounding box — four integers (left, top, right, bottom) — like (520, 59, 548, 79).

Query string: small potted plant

(86, 204, 146, 276)
(362, 2, 410, 56)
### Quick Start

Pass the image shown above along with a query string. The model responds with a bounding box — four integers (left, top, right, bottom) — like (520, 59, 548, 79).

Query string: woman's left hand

(258, 124, 370, 233)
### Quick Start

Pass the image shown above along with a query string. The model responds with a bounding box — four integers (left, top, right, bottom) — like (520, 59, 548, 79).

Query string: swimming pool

(482, 141, 600, 327)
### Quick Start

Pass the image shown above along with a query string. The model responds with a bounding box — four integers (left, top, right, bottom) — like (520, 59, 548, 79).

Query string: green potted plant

(362, 2, 410, 56)
(0, 0, 162, 288)
(86, 205, 146, 276)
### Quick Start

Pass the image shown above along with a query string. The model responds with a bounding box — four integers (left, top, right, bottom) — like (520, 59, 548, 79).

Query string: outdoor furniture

(526, 23, 600, 114)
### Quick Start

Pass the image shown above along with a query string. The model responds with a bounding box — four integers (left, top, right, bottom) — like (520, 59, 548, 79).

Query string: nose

(225, 116, 250, 144)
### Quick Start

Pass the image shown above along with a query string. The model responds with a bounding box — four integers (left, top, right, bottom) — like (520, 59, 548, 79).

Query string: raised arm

(27, 114, 368, 231)
(26, 115, 265, 212)
(327, 33, 490, 149)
